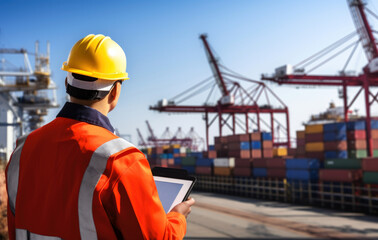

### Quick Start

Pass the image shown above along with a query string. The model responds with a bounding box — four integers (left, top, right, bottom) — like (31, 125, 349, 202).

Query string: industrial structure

(150, 34, 291, 151)
(137, 121, 204, 151)
(0, 42, 59, 161)
(262, 0, 378, 157)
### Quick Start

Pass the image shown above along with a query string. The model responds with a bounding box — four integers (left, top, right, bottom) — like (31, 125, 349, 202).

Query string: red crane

(150, 34, 291, 150)
(262, 0, 378, 156)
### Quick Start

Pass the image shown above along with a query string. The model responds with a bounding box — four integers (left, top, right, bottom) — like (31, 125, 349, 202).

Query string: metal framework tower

(262, 0, 378, 156)
(150, 34, 291, 150)
(0, 41, 59, 161)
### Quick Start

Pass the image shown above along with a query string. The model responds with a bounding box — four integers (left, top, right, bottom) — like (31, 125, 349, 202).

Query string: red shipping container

(228, 150, 250, 158)
(152, 147, 163, 154)
(324, 141, 347, 151)
(251, 132, 261, 141)
(214, 136, 228, 144)
(216, 150, 228, 158)
(235, 158, 251, 167)
(305, 133, 323, 143)
(362, 157, 378, 171)
(195, 166, 212, 175)
(296, 146, 306, 155)
(207, 150, 217, 158)
(373, 139, 378, 149)
(263, 149, 273, 158)
(228, 142, 248, 150)
(347, 130, 366, 140)
(233, 167, 251, 177)
(267, 169, 286, 179)
(319, 169, 362, 182)
(160, 159, 168, 168)
(266, 158, 286, 168)
(288, 148, 297, 156)
(305, 151, 324, 160)
(371, 130, 378, 139)
(251, 149, 262, 158)
(253, 158, 267, 168)
(227, 134, 250, 142)
(348, 140, 367, 150)
(297, 139, 305, 146)
(168, 159, 174, 165)
(262, 141, 273, 149)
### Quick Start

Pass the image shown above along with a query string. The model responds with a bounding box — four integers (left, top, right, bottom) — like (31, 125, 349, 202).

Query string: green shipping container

(181, 156, 196, 166)
(363, 172, 378, 184)
(374, 150, 378, 157)
(325, 158, 361, 169)
(348, 150, 367, 158)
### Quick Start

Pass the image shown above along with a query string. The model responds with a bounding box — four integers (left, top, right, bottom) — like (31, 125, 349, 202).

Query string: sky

(1, 0, 378, 149)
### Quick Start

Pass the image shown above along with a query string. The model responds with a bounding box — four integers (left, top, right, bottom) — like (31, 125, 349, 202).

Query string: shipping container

(251, 149, 262, 158)
(253, 168, 267, 177)
(323, 122, 346, 132)
(347, 130, 366, 140)
(363, 172, 378, 184)
(182, 166, 195, 174)
(266, 158, 286, 168)
(305, 133, 323, 142)
(348, 140, 367, 150)
(267, 168, 286, 178)
(305, 142, 324, 152)
(305, 124, 323, 134)
(181, 156, 196, 166)
(319, 169, 362, 182)
(251, 132, 261, 141)
(274, 148, 288, 157)
(262, 141, 273, 149)
(372, 129, 378, 139)
(362, 157, 378, 171)
(285, 158, 320, 169)
(196, 158, 213, 167)
(195, 166, 212, 175)
(324, 141, 347, 151)
(228, 141, 250, 150)
(262, 149, 273, 158)
(261, 132, 272, 140)
(214, 167, 232, 176)
(234, 158, 251, 167)
(228, 150, 250, 158)
(214, 158, 235, 167)
(286, 169, 318, 181)
(324, 150, 348, 159)
(251, 141, 261, 149)
(296, 130, 305, 139)
(324, 158, 361, 169)
(348, 149, 368, 158)
(233, 167, 251, 177)
(346, 121, 365, 131)
(323, 131, 347, 142)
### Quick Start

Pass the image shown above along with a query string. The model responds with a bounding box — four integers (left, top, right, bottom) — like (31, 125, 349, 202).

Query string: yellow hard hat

(61, 34, 129, 80)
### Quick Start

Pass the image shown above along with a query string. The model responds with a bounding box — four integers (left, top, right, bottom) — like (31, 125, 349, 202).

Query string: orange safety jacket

(6, 102, 186, 239)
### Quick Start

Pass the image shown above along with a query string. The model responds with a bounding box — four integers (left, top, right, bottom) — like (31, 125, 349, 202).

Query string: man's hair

(66, 73, 112, 100)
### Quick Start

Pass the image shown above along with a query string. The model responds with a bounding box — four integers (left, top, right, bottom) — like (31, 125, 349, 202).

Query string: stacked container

(253, 158, 286, 179)
(296, 130, 306, 157)
(305, 124, 324, 161)
(286, 158, 320, 183)
(323, 122, 348, 159)
(362, 157, 378, 184)
(250, 132, 262, 159)
(320, 158, 362, 182)
(195, 158, 213, 175)
(206, 145, 217, 158)
(214, 136, 228, 157)
(227, 134, 251, 159)
(372, 120, 378, 157)
(347, 121, 367, 159)
(261, 132, 273, 158)
(213, 157, 235, 176)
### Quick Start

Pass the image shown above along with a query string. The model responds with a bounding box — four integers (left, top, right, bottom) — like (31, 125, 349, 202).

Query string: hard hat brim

(61, 62, 129, 81)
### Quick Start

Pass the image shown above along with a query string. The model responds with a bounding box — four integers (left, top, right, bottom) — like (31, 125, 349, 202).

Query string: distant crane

(150, 34, 290, 150)
(262, 0, 378, 156)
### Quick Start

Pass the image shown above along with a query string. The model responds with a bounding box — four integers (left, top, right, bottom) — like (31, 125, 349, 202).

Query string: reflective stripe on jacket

(6, 103, 186, 239)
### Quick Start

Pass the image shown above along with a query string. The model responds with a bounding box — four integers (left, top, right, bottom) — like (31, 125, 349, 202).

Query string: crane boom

(136, 128, 147, 146)
(200, 34, 229, 97)
(145, 120, 156, 140)
(348, 0, 378, 61)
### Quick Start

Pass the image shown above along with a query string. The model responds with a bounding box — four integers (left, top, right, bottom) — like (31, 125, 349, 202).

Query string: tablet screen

(154, 176, 194, 213)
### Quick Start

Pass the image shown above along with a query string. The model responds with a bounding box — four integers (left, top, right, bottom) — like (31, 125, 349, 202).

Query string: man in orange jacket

(6, 34, 195, 239)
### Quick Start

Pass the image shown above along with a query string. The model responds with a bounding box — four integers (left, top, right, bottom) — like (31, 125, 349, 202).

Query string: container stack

(261, 132, 273, 158)
(347, 121, 367, 159)
(362, 157, 378, 184)
(286, 158, 320, 183)
(296, 130, 306, 157)
(213, 157, 235, 176)
(206, 145, 217, 158)
(214, 136, 228, 158)
(250, 132, 262, 159)
(181, 152, 200, 174)
(323, 122, 348, 159)
(227, 134, 251, 159)
(372, 120, 378, 157)
(305, 124, 324, 161)
(195, 158, 213, 175)
(319, 158, 362, 183)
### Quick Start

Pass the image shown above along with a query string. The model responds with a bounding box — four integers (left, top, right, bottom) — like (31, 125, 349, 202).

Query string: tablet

(152, 167, 196, 213)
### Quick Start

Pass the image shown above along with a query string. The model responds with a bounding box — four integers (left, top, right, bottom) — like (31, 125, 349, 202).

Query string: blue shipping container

(167, 153, 173, 159)
(253, 168, 267, 177)
(174, 157, 182, 165)
(159, 153, 168, 159)
(372, 120, 378, 129)
(347, 121, 365, 131)
(324, 150, 348, 159)
(196, 158, 213, 166)
(286, 169, 318, 181)
(182, 166, 195, 174)
(323, 132, 347, 142)
(323, 122, 346, 132)
(188, 152, 203, 158)
(173, 148, 180, 154)
(208, 145, 215, 150)
(261, 132, 272, 141)
(251, 141, 261, 149)
(285, 158, 320, 169)
(240, 141, 250, 150)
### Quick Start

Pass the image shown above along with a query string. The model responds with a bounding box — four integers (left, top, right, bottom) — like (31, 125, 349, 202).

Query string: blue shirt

(57, 102, 115, 133)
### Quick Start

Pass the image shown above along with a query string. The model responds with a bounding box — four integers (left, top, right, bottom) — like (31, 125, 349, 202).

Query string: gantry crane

(150, 34, 291, 150)
(262, 0, 378, 156)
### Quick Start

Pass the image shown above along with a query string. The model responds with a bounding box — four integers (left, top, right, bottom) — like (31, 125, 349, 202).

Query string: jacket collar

(57, 102, 115, 133)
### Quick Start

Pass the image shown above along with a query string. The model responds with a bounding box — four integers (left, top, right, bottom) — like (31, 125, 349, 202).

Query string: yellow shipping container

(162, 145, 170, 150)
(147, 147, 152, 155)
(171, 144, 181, 148)
(296, 130, 305, 139)
(305, 124, 323, 134)
(305, 142, 324, 152)
(274, 148, 288, 157)
(214, 167, 233, 176)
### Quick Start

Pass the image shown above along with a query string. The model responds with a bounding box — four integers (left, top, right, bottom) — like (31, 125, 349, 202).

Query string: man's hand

(170, 197, 195, 218)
